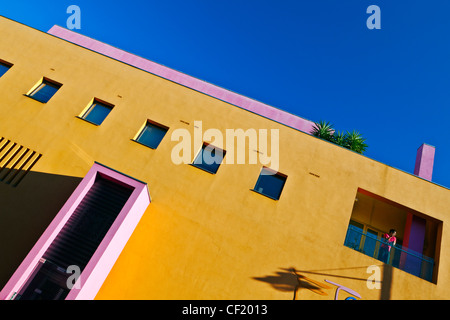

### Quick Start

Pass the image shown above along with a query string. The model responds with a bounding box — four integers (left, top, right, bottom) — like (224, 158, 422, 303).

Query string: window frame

(78, 98, 114, 126)
(132, 120, 169, 150)
(0, 59, 13, 77)
(190, 142, 226, 174)
(26, 78, 62, 103)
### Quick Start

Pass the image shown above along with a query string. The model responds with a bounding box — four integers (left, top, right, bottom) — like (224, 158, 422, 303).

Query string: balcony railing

(344, 225, 434, 282)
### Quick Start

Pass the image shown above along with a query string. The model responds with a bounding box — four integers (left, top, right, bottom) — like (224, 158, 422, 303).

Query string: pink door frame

(0, 162, 151, 300)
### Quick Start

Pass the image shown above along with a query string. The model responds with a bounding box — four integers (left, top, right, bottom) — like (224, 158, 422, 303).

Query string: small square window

(0, 60, 12, 77)
(134, 120, 169, 149)
(80, 99, 114, 125)
(192, 143, 225, 174)
(28, 78, 61, 103)
(253, 167, 287, 200)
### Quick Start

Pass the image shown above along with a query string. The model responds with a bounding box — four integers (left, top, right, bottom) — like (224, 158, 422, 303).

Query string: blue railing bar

(347, 225, 434, 265)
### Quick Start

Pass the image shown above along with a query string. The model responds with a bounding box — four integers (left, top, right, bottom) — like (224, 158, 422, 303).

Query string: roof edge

(47, 25, 316, 135)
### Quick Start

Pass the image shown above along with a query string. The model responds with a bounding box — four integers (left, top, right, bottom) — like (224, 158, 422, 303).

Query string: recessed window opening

(192, 143, 225, 174)
(253, 167, 287, 200)
(80, 99, 114, 125)
(0, 60, 13, 77)
(134, 120, 168, 149)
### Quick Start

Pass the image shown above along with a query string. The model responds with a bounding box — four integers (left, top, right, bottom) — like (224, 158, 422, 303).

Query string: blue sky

(1, 1, 449, 188)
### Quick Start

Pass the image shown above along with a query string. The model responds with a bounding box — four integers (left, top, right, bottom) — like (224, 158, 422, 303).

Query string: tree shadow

(252, 267, 333, 300)
(253, 265, 391, 300)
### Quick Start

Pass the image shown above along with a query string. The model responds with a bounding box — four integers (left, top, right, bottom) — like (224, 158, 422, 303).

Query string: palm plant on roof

(343, 130, 368, 154)
(310, 120, 334, 142)
(310, 121, 369, 155)
(332, 130, 346, 147)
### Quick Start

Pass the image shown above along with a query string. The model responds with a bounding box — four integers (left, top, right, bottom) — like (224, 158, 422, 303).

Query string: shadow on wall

(0, 170, 83, 289)
(252, 266, 393, 300)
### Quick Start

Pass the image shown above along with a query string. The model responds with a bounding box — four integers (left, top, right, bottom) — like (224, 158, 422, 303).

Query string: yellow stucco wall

(0, 16, 449, 300)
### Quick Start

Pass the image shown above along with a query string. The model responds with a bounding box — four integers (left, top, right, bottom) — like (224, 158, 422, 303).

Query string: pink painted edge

(66, 180, 150, 300)
(47, 25, 315, 135)
(0, 163, 150, 300)
(0, 166, 97, 300)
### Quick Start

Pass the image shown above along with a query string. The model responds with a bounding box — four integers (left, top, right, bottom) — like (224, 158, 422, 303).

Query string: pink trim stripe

(47, 25, 315, 134)
(0, 163, 151, 300)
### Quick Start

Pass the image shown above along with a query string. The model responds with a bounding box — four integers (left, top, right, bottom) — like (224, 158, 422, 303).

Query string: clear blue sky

(1, 1, 449, 188)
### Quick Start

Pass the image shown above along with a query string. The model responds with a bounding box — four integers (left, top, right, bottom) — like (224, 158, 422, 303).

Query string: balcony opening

(344, 188, 442, 283)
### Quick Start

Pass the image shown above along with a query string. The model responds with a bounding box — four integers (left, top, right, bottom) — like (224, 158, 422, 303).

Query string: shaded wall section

(0, 170, 82, 288)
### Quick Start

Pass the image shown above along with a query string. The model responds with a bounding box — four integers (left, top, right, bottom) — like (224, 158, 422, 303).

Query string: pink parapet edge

(47, 25, 315, 135)
(0, 162, 151, 300)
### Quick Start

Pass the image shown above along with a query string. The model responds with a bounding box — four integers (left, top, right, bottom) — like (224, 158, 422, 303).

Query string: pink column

(400, 144, 434, 272)
(401, 213, 426, 273)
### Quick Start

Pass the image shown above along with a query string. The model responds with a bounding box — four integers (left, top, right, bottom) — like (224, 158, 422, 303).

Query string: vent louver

(0, 137, 42, 187)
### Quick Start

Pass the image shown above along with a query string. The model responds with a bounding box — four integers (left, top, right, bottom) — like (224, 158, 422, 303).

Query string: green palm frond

(344, 130, 368, 154)
(311, 121, 368, 155)
(310, 120, 334, 142)
(332, 130, 346, 147)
